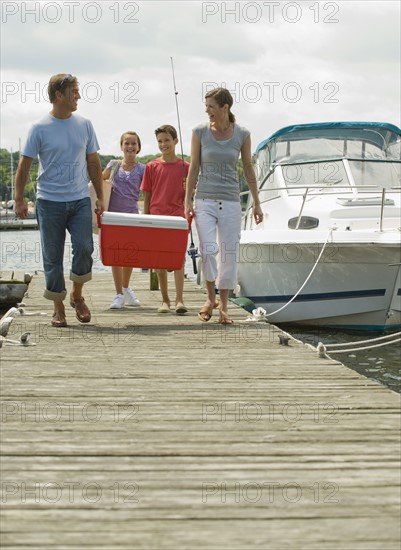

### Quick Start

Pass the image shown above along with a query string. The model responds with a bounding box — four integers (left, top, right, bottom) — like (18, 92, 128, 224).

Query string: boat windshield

(256, 124, 401, 196)
(280, 159, 400, 195)
(282, 160, 348, 194)
(348, 159, 400, 188)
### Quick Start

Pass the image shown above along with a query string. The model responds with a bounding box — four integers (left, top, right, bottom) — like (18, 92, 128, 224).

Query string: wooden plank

(0, 273, 400, 549)
(0, 518, 400, 549)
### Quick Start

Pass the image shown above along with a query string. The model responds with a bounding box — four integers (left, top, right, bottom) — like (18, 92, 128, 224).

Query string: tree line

(0, 148, 247, 203)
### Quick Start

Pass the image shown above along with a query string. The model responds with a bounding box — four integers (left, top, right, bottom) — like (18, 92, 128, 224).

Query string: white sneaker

(123, 287, 140, 307)
(109, 294, 125, 309)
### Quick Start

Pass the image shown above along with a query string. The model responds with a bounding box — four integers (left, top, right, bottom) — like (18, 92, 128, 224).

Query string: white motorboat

(237, 122, 401, 330)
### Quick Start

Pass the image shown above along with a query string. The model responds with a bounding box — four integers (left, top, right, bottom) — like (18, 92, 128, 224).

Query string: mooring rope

(322, 338, 401, 354)
(316, 332, 401, 357)
(324, 331, 401, 347)
(266, 228, 334, 318)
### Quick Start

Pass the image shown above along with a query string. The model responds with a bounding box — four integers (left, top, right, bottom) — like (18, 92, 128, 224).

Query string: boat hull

(388, 267, 401, 327)
(237, 239, 401, 330)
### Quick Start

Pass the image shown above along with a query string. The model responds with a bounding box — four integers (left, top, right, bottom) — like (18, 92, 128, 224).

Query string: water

(1, 229, 400, 394)
(0, 228, 112, 275)
(280, 325, 400, 394)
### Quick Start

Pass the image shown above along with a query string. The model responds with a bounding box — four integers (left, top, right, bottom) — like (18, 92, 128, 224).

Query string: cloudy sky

(1, 0, 400, 157)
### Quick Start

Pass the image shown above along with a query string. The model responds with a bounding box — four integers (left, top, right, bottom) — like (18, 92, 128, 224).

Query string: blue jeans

(36, 198, 93, 301)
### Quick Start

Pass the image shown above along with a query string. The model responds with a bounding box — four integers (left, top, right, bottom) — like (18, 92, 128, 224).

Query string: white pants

(194, 198, 242, 290)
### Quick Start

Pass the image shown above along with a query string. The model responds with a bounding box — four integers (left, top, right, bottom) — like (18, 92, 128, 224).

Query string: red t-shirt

(141, 158, 189, 216)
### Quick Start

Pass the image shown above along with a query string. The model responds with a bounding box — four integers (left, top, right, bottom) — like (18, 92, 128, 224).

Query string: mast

(10, 147, 14, 201)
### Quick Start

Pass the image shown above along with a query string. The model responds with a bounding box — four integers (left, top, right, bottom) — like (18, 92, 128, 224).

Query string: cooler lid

(101, 212, 189, 230)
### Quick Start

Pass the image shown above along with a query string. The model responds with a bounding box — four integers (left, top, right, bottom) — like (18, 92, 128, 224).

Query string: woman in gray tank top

(185, 87, 263, 324)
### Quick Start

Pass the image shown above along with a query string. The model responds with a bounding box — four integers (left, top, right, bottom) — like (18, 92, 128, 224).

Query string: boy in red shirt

(141, 125, 189, 314)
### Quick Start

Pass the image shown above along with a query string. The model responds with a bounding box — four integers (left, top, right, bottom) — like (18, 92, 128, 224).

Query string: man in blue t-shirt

(14, 73, 105, 327)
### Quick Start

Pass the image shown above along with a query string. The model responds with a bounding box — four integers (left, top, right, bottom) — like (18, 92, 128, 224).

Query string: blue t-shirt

(22, 113, 100, 201)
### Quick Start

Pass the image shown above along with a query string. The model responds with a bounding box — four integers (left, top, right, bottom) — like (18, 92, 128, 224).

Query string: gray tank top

(193, 123, 250, 202)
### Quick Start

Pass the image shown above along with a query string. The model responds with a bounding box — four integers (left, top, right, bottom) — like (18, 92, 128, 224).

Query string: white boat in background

(237, 122, 401, 330)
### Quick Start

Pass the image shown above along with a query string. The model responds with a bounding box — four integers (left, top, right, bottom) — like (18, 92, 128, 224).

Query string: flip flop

(70, 296, 91, 323)
(198, 305, 213, 322)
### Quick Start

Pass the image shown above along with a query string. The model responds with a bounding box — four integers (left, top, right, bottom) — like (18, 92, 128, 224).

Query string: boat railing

(240, 184, 401, 197)
(241, 184, 400, 232)
(275, 157, 400, 166)
(295, 188, 309, 230)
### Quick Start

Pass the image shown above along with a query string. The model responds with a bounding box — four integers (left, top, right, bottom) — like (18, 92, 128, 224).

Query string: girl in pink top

(102, 131, 145, 309)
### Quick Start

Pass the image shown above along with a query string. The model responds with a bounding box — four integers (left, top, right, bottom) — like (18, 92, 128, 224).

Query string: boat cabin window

(255, 149, 271, 182)
(276, 138, 346, 162)
(388, 139, 401, 160)
(255, 149, 280, 201)
(258, 171, 280, 201)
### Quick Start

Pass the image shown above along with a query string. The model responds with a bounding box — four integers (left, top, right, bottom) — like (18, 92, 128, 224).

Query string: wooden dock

(1, 273, 400, 549)
(0, 218, 38, 230)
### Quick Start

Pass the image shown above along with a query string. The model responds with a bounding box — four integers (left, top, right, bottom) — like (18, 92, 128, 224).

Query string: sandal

(218, 312, 234, 325)
(51, 311, 67, 328)
(198, 304, 213, 322)
(70, 295, 91, 323)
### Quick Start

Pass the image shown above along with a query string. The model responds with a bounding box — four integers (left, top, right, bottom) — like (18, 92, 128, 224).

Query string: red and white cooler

(98, 212, 190, 270)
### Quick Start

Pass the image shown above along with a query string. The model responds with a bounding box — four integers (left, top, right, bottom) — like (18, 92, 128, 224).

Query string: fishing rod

(170, 56, 198, 275)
